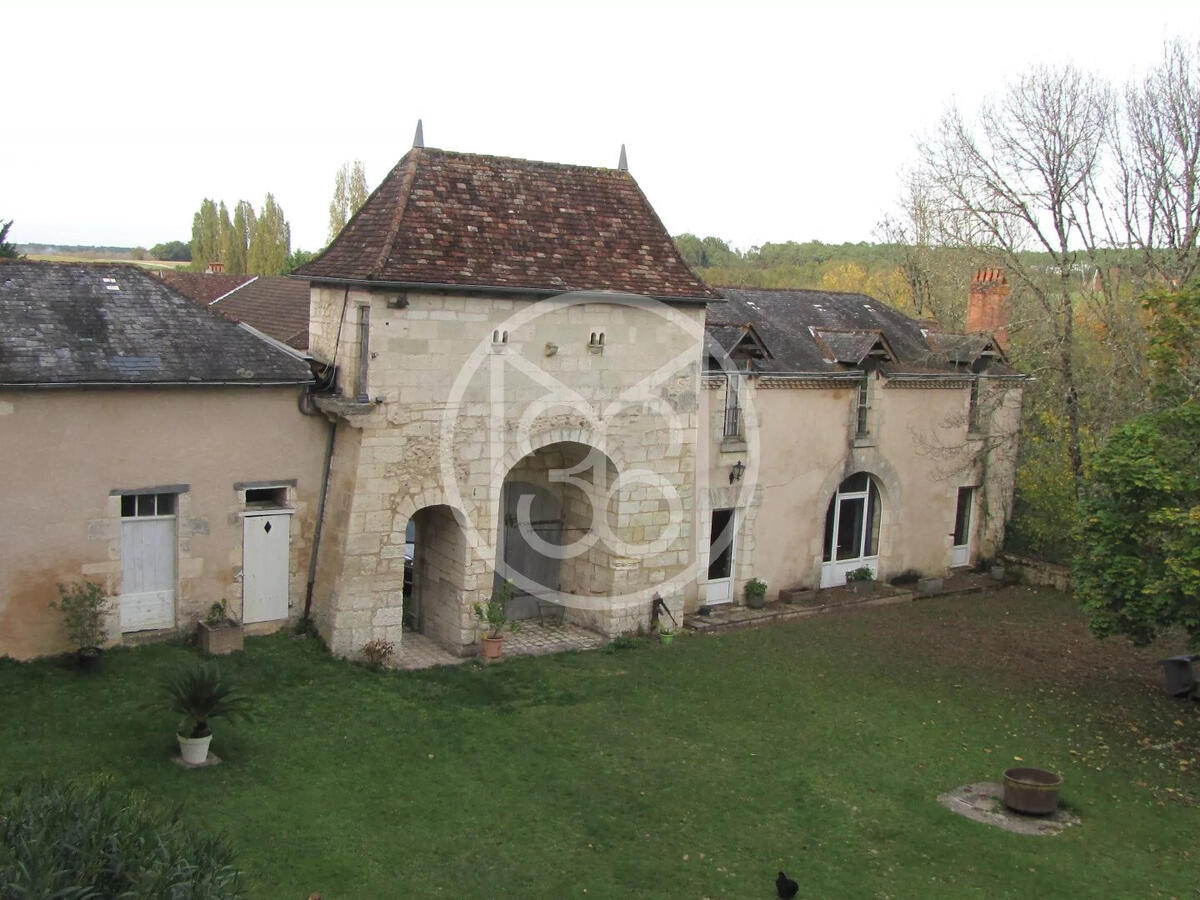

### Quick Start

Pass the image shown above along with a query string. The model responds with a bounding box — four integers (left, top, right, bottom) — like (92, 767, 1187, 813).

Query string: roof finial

(413, 119, 424, 149)
(617, 143, 628, 171)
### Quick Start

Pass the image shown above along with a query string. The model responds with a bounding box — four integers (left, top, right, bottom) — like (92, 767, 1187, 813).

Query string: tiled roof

(0, 262, 312, 385)
(211, 276, 311, 350)
(153, 271, 256, 305)
(813, 329, 894, 365)
(712, 289, 947, 374)
(296, 147, 718, 301)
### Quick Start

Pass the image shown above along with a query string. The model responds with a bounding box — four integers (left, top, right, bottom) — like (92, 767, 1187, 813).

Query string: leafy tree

(1143, 283, 1200, 406)
(0, 219, 20, 258)
(189, 198, 221, 271)
(150, 240, 191, 261)
(1075, 401, 1200, 649)
(284, 248, 316, 273)
(228, 200, 255, 275)
(247, 193, 290, 275)
(328, 160, 368, 242)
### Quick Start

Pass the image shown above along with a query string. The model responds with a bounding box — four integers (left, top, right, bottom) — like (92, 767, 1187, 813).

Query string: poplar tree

(328, 160, 368, 242)
(247, 194, 291, 275)
(189, 199, 221, 271)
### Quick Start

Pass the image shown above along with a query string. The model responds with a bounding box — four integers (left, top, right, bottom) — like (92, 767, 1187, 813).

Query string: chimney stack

(966, 267, 1010, 351)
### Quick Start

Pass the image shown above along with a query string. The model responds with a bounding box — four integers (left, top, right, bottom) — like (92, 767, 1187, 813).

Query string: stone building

(0, 141, 1024, 663)
(0, 262, 326, 659)
(295, 139, 1025, 659)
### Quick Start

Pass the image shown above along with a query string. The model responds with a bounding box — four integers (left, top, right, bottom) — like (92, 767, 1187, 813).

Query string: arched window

(821, 472, 882, 587)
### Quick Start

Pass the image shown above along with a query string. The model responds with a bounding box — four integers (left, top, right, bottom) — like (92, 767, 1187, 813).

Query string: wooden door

(120, 517, 176, 632)
(243, 513, 290, 623)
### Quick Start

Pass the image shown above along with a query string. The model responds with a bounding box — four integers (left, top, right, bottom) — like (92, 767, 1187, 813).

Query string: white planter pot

(177, 733, 212, 765)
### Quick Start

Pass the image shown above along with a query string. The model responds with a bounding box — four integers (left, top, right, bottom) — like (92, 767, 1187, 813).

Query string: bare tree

(1119, 38, 1200, 286)
(918, 65, 1115, 498)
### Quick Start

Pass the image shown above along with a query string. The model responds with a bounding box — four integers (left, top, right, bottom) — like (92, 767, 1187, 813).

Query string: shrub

(473, 580, 520, 639)
(846, 567, 874, 583)
(0, 776, 241, 898)
(361, 638, 395, 669)
(744, 578, 767, 597)
(50, 579, 110, 650)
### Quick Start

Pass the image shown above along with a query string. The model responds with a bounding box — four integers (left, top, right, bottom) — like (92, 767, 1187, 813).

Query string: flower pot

(177, 733, 213, 766)
(199, 620, 244, 655)
(745, 591, 766, 610)
(848, 580, 874, 595)
(480, 635, 504, 659)
(77, 646, 102, 673)
(659, 632, 675, 646)
(1002, 767, 1062, 815)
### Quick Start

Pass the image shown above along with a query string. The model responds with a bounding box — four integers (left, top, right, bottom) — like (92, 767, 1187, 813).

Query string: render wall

(0, 386, 327, 659)
(697, 373, 1023, 607)
(308, 286, 706, 656)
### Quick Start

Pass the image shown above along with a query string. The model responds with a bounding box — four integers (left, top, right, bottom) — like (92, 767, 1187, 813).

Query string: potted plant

(197, 599, 243, 655)
(473, 580, 519, 660)
(51, 579, 111, 673)
(845, 566, 875, 594)
(658, 625, 676, 646)
(744, 577, 768, 609)
(164, 659, 250, 766)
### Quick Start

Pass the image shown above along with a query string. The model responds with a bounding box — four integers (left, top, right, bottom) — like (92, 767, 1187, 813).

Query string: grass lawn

(2, 587, 1197, 898)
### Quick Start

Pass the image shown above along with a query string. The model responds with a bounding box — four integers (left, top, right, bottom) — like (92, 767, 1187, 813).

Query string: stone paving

(392, 621, 608, 671)
(938, 781, 1079, 836)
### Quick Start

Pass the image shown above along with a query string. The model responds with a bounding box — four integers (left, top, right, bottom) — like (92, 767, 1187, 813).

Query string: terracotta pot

(480, 635, 504, 659)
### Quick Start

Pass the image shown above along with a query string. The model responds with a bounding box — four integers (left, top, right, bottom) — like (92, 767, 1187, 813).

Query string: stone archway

(495, 441, 620, 629)
(406, 504, 473, 652)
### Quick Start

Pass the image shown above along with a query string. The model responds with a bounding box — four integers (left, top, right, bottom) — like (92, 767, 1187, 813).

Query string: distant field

(23, 251, 189, 271)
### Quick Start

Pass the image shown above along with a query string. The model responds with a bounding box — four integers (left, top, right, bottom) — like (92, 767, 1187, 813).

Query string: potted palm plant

(164, 659, 250, 766)
(51, 579, 111, 673)
(473, 580, 519, 660)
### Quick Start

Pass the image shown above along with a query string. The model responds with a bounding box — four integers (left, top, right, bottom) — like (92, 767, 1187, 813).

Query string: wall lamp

(729, 460, 746, 483)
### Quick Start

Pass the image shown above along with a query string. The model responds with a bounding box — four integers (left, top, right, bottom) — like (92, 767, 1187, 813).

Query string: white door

(950, 487, 974, 568)
(820, 475, 881, 588)
(243, 513, 291, 623)
(702, 508, 736, 605)
(121, 517, 176, 632)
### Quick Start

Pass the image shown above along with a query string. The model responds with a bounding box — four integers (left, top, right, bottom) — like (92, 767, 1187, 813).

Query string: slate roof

(0, 262, 312, 385)
(210, 276, 311, 350)
(711, 289, 964, 374)
(296, 147, 719, 302)
(154, 271, 256, 305)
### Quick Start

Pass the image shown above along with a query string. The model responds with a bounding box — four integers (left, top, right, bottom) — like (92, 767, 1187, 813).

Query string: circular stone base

(171, 752, 222, 769)
(938, 782, 1079, 835)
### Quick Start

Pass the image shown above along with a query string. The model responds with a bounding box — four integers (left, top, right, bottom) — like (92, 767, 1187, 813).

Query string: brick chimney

(966, 267, 1010, 350)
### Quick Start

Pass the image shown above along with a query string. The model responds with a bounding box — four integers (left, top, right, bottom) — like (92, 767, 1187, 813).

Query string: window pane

(841, 472, 868, 493)
(866, 482, 881, 556)
(953, 487, 973, 545)
(707, 509, 735, 580)
(121, 494, 136, 517)
(156, 493, 176, 516)
(822, 495, 836, 562)
(137, 494, 154, 516)
(835, 497, 865, 560)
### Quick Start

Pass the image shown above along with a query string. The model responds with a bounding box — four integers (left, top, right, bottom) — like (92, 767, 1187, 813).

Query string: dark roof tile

(0, 262, 311, 385)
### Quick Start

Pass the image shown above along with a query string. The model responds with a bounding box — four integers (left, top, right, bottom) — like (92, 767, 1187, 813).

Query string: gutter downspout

(305, 417, 336, 620)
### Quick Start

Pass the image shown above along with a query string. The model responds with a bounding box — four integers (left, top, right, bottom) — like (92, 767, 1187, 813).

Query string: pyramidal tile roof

(296, 147, 718, 302)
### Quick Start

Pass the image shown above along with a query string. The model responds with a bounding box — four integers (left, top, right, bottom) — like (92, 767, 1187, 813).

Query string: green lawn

(2, 587, 1197, 898)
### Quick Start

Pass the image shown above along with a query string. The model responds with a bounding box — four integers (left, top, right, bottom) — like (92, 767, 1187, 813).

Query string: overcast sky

(6, 0, 1197, 253)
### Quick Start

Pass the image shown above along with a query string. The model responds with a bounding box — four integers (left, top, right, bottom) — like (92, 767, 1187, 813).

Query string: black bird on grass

(776, 870, 799, 899)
